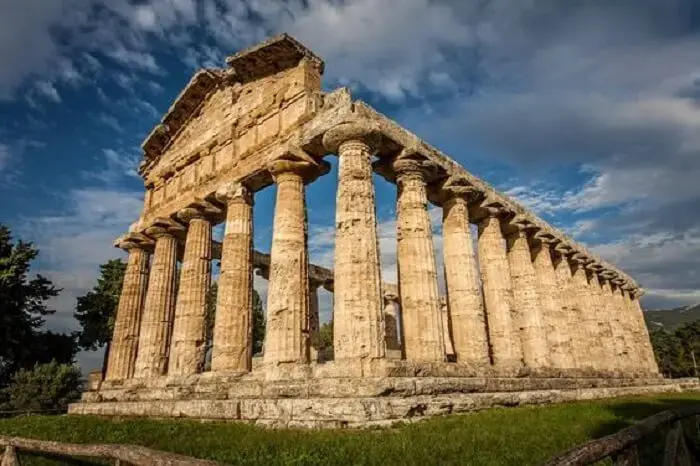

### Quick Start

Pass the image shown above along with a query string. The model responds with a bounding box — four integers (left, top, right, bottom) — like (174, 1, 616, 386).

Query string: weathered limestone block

(477, 211, 523, 371)
(586, 270, 618, 371)
(323, 122, 385, 362)
(531, 239, 575, 370)
(506, 228, 549, 369)
(264, 150, 321, 369)
(393, 154, 444, 362)
(552, 249, 584, 370)
(211, 182, 254, 372)
(169, 212, 213, 376)
(134, 228, 179, 378)
(106, 240, 151, 381)
(440, 184, 489, 365)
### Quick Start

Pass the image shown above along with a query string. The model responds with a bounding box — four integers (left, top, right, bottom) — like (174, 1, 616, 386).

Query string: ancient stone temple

(70, 34, 697, 427)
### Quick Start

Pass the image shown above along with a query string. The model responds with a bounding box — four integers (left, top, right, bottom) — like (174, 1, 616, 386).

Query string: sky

(1, 0, 699, 373)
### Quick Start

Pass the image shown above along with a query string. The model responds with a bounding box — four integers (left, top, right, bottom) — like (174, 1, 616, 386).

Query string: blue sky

(2, 0, 699, 372)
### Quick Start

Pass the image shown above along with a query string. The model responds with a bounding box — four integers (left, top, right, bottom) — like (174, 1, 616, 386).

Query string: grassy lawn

(1, 393, 699, 465)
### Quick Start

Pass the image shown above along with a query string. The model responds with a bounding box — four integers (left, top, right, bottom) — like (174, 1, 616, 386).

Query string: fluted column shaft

(441, 196, 489, 365)
(552, 253, 582, 369)
(569, 259, 601, 371)
(309, 280, 321, 362)
(532, 242, 575, 369)
(106, 246, 150, 380)
(169, 216, 212, 375)
(602, 280, 632, 370)
(328, 131, 384, 361)
(134, 231, 178, 378)
(626, 292, 659, 375)
(612, 285, 640, 373)
(211, 183, 254, 372)
(506, 231, 548, 369)
(395, 162, 444, 362)
(264, 170, 310, 365)
(478, 214, 522, 370)
(383, 294, 401, 352)
(587, 272, 617, 371)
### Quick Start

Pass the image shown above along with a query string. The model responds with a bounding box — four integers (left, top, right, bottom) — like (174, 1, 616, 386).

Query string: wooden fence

(1, 436, 224, 466)
(546, 405, 700, 465)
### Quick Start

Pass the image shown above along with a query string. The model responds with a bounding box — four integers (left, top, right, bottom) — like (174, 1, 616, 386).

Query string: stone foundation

(69, 371, 700, 428)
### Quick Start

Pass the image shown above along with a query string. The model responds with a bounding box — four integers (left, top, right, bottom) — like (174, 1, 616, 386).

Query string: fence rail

(0, 436, 224, 466)
(545, 405, 700, 465)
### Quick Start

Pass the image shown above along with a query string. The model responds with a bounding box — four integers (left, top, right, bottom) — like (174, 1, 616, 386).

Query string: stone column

(264, 154, 316, 367)
(505, 226, 549, 370)
(478, 208, 523, 371)
(440, 297, 456, 361)
(586, 269, 617, 372)
(383, 288, 402, 354)
(323, 122, 385, 362)
(133, 226, 179, 378)
(105, 237, 151, 381)
(612, 283, 641, 374)
(439, 183, 489, 365)
(626, 288, 659, 375)
(601, 277, 631, 371)
(169, 211, 213, 376)
(308, 278, 322, 362)
(569, 255, 601, 372)
(393, 154, 444, 362)
(552, 246, 582, 370)
(211, 182, 254, 373)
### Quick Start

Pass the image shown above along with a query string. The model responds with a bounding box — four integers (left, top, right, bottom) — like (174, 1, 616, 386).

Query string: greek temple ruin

(70, 34, 699, 427)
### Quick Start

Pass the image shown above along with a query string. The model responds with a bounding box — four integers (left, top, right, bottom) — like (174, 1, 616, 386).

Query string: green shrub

(4, 361, 83, 413)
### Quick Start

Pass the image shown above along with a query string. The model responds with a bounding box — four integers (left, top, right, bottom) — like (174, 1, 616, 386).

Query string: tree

(0, 224, 74, 387)
(3, 361, 82, 413)
(74, 259, 125, 351)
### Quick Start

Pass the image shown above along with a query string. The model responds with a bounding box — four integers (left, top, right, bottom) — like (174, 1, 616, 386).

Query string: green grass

(1, 393, 700, 465)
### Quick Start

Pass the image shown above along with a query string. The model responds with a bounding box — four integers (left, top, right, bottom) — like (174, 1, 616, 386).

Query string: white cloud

(34, 80, 61, 102)
(106, 46, 161, 74)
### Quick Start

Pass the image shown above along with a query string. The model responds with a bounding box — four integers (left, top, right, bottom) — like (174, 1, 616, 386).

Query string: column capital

(322, 120, 382, 153)
(215, 181, 253, 206)
(392, 148, 439, 182)
(114, 232, 154, 252)
(436, 175, 482, 204)
(268, 145, 329, 183)
(144, 217, 185, 240)
(505, 215, 540, 239)
(176, 199, 223, 224)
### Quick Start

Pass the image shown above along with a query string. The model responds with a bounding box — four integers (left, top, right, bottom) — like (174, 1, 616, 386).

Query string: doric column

(383, 286, 402, 353)
(438, 178, 489, 365)
(569, 254, 601, 371)
(477, 207, 523, 371)
(264, 148, 325, 367)
(169, 204, 217, 376)
(323, 122, 385, 362)
(134, 223, 181, 378)
(105, 234, 152, 381)
(625, 288, 659, 375)
(586, 268, 617, 372)
(392, 153, 444, 362)
(211, 182, 254, 373)
(552, 245, 582, 370)
(600, 276, 631, 371)
(308, 278, 323, 362)
(612, 283, 641, 373)
(531, 236, 575, 370)
(505, 223, 549, 369)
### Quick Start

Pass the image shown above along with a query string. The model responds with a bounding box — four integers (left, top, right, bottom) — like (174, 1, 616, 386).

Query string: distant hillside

(645, 303, 700, 331)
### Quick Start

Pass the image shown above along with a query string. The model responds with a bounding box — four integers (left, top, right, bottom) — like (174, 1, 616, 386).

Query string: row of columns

(106, 121, 658, 381)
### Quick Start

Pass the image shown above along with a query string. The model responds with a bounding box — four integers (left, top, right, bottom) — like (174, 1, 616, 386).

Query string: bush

(3, 361, 83, 414)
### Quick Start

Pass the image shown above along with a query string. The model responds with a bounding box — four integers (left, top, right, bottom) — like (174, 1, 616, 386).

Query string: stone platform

(69, 368, 700, 428)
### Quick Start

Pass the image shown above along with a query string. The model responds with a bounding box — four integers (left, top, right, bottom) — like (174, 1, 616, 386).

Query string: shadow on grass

(580, 395, 700, 466)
